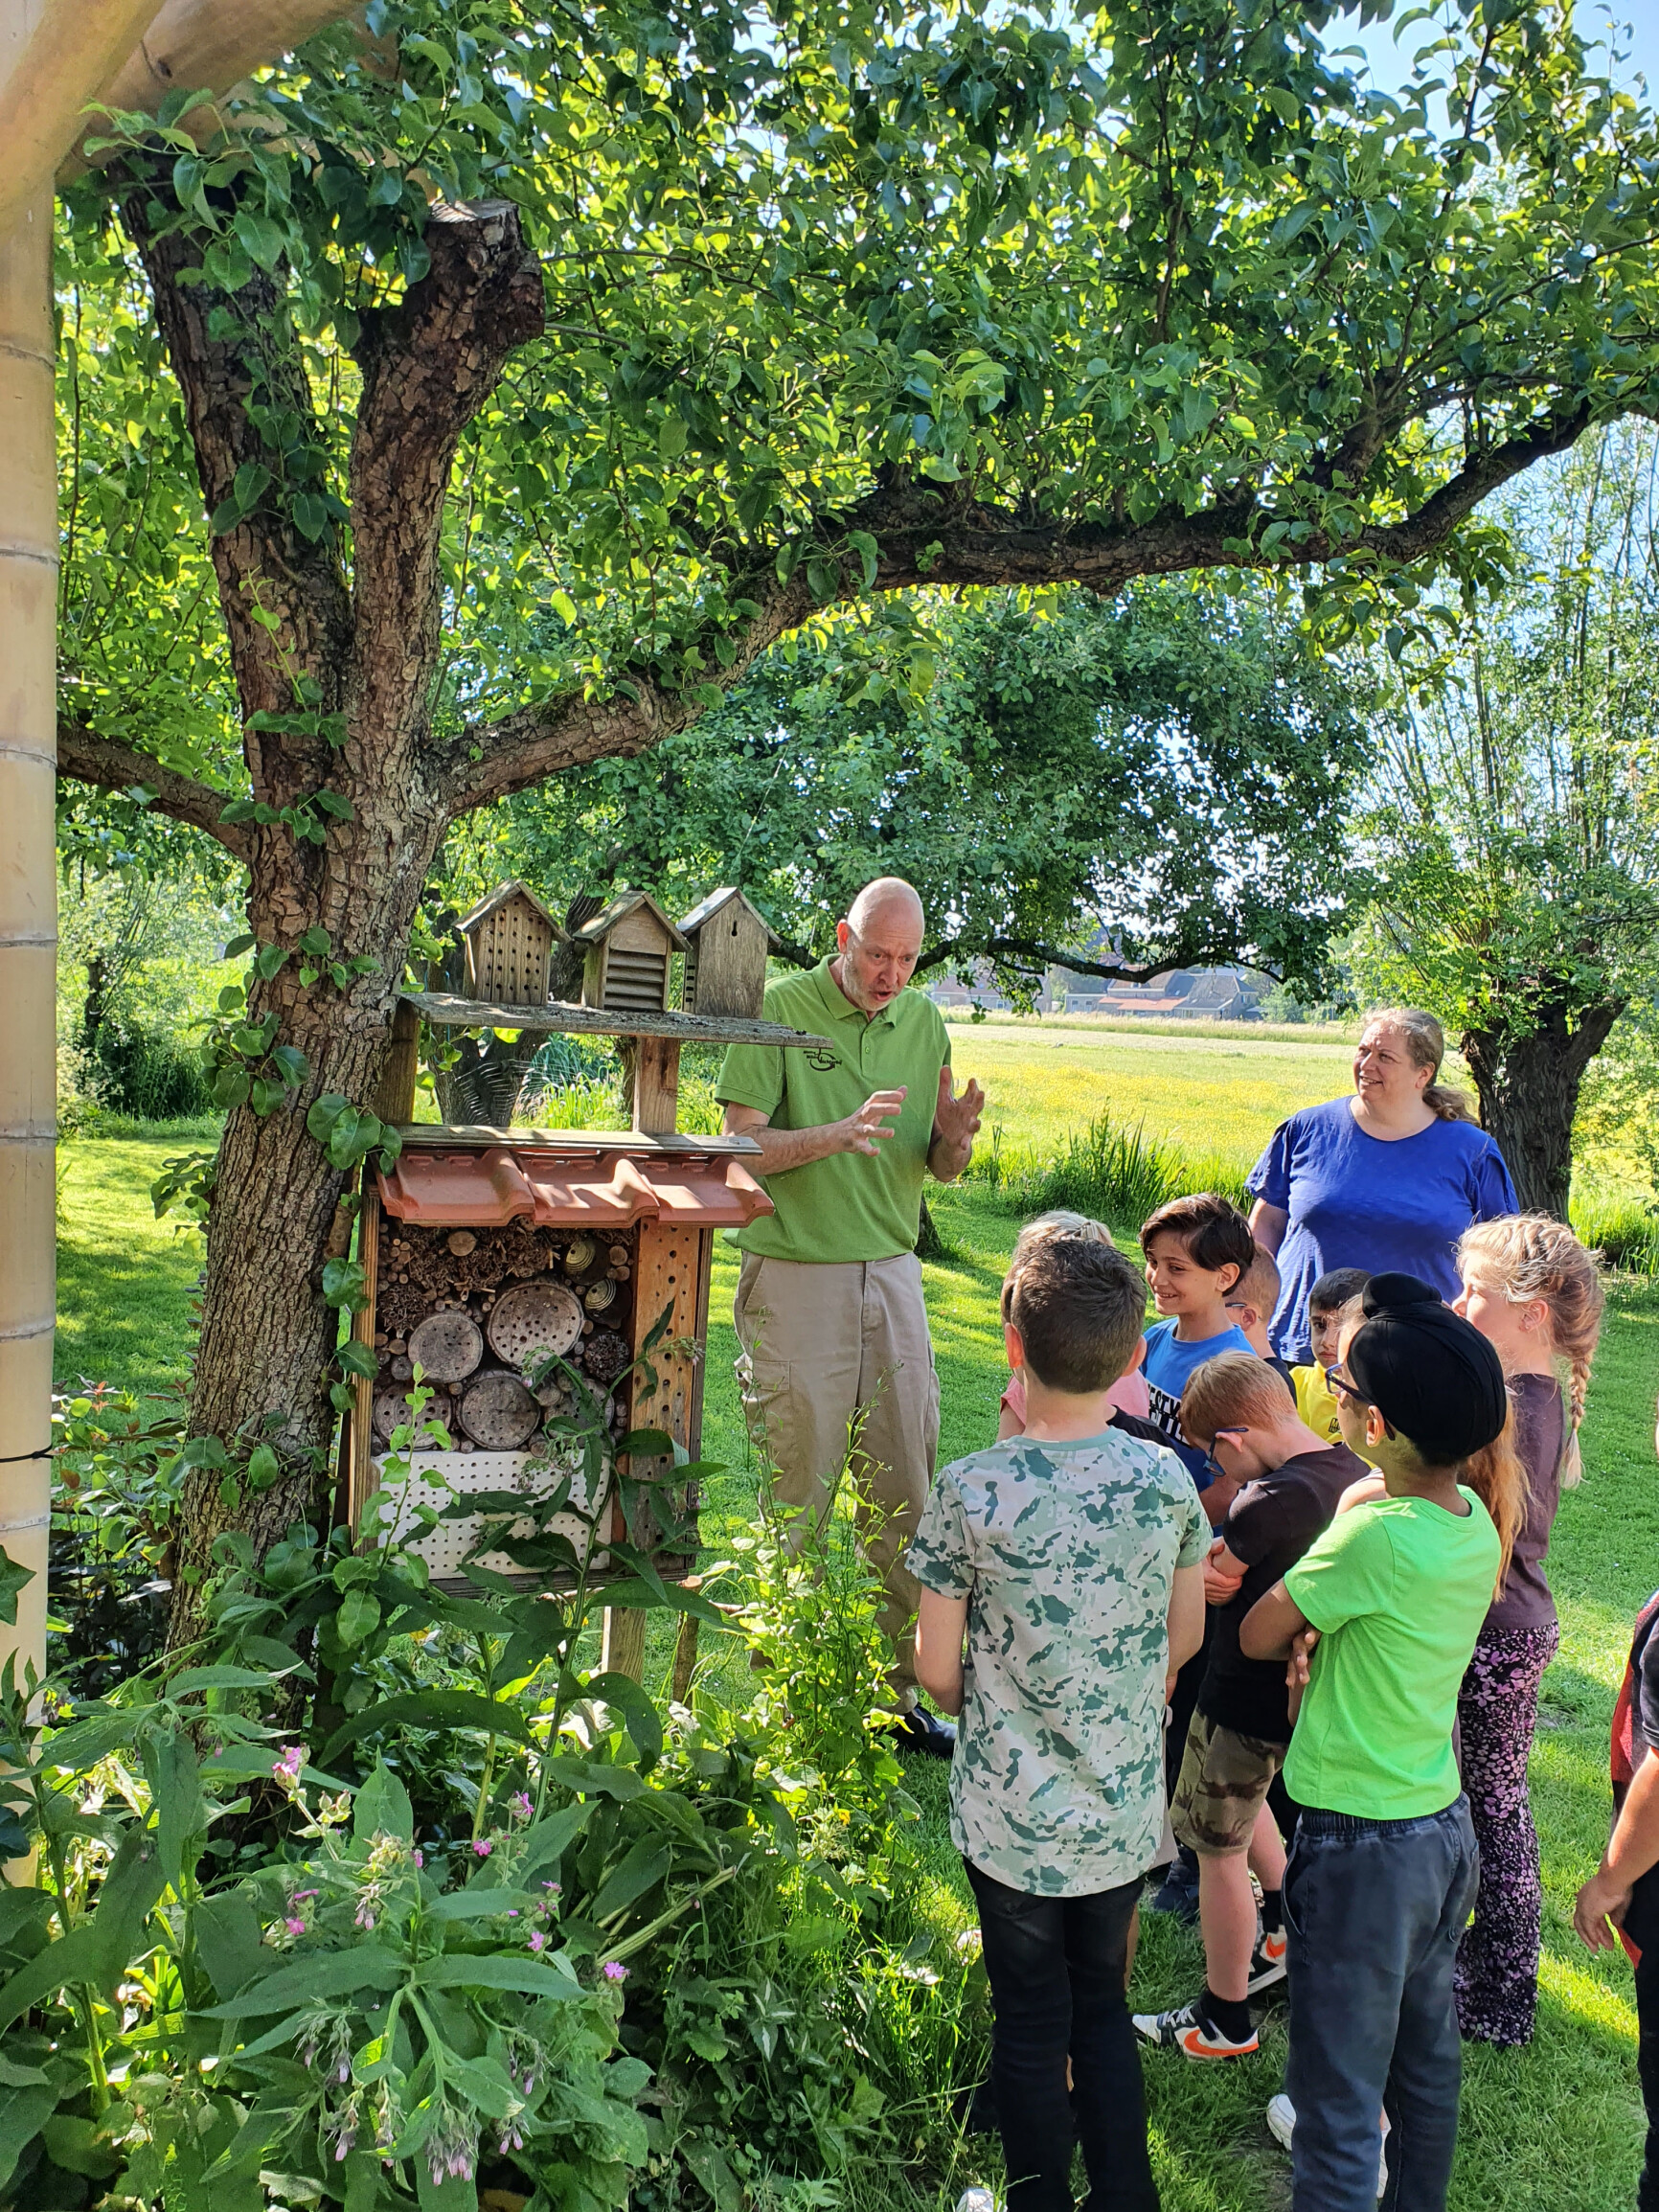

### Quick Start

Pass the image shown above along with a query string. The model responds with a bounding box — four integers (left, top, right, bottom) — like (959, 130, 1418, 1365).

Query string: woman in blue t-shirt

(1247, 1008, 1518, 1364)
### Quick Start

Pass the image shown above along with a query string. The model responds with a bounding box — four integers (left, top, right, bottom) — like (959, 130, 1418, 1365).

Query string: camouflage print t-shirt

(909, 1428, 1207, 1897)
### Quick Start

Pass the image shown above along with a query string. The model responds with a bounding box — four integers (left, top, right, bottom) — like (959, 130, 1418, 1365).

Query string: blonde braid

(1458, 1213, 1606, 1448)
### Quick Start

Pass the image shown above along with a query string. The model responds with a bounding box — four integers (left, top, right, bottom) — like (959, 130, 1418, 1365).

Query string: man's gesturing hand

(838, 1089, 907, 1155)
(929, 1068, 985, 1181)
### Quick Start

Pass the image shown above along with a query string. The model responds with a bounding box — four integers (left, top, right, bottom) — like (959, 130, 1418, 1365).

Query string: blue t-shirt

(1247, 1099, 1518, 1363)
(1142, 1317, 1258, 1458)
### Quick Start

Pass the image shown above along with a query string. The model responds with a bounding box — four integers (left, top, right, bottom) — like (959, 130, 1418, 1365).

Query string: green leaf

(415, 1951, 583, 1998)
(148, 1727, 206, 1893)
(0, 2081, 58, 2192)
(0, 1831, 167, 2032)
(588, 1840, 671, 1923)
(582, 1671, 664, 1767)
(516, 1798, 594, 1883)
(334, 1587, 382, 1646)
(196, 1944, 406, 2018)
(352, 1758, 414, 1844)
(41, 2113, 121, 2178)
(322, 1692, 534, 1767)
(193, 1892, 267, 2002)
(0, 1549, 33, 1630)
(233, 210, 286, 272)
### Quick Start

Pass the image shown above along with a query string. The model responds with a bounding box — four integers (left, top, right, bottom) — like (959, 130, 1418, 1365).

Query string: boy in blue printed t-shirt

(911, 1234, 1208, 2212)
(1139, 1194, 1261, 1464)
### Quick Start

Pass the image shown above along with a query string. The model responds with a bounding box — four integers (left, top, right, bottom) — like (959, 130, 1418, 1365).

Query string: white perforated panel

(378, 1448, 609, 1583)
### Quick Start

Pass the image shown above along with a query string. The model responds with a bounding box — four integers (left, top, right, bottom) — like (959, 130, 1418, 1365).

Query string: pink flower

(602, 1960, 627, 1983)
(471, 1839, 492, 1858)
(509, 1791, 533, 1819)
(291, 1889, 318, 1903)
(272, 1745, 305, 1789)
(527, 1929, 547, 1953)
(412, 1850, 423, 1868)
(284, 1916, 306, 1937)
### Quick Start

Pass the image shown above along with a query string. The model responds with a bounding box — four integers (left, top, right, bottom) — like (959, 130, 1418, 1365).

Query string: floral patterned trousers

(1454, 1618, 1560, 2048)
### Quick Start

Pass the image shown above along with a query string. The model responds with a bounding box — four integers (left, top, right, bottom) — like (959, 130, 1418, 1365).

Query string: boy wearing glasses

(1239, 1275, 1506, 2212)
(1134, 1352, 1364, 2060)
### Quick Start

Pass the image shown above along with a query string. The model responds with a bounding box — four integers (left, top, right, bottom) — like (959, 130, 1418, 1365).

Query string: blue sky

(1337, 4, 1659, 105)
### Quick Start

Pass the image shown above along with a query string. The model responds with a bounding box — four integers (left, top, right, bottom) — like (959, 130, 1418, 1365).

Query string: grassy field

(52, 1024, 1659, 2211)
(944, 1020, 1354, 1172)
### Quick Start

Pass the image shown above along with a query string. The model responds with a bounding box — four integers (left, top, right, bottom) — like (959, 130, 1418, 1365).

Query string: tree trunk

(134, 195, 547, 1644)
(1461, 1001, 1623, 1219)
(173, 824, 445, 1632)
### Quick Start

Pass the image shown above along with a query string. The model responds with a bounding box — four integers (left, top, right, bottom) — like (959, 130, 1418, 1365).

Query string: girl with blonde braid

(1451, 1213, 1606, 2045)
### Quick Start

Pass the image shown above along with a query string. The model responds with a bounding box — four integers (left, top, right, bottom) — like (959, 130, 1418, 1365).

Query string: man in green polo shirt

(716, 878, 984, 1754)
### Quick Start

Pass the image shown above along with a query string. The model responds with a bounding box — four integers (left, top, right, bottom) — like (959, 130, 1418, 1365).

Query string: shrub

(86, 1016, 216, 1120)
(1571, 1193, 1659, 1276)
(966, 1110, 1249, 1232)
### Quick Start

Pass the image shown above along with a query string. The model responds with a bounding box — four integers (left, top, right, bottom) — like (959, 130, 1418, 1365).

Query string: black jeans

(1283, 1797, 1479, 2212)
(965, 1858, 1159, 2212)
(1636, 1941, 1659, 2211)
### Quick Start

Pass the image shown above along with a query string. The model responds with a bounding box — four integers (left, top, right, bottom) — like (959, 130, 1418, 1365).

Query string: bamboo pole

(0, 166, 57, 1706)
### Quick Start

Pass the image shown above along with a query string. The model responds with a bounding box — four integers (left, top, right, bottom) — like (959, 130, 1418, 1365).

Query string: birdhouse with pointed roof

(679, 887, 778, 1019)
(573, 891, 688, 1015)
(456, 881, 561, 1008)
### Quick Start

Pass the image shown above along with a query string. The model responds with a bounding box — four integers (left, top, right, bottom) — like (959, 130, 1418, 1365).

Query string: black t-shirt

(1196, 1442, 1369, 1745)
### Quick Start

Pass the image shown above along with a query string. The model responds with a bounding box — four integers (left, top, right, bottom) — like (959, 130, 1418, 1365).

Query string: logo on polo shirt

(804, 1048, 839, 1070)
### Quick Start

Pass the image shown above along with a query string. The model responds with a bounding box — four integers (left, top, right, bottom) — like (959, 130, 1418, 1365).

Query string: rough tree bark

(94, 193, 546, 1641)
(1461, 1000, 1623, 1220)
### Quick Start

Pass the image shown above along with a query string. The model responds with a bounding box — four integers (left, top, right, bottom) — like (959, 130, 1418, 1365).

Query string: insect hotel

(346, 883, 817, 1680)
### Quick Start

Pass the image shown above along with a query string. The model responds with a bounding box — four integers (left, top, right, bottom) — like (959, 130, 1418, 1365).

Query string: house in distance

(678, 887, 779, 1020)
(572, 890, 689, 1015)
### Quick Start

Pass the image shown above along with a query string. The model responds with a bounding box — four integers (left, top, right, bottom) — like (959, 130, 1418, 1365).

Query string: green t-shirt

(716, 960, 950, 1265)
(1283, 1488, 1500, 1820)
(909, 1429, 1208, 1896)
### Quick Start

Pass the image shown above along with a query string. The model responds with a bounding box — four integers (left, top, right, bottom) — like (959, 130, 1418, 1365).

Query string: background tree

(453, 581, 1371, 995)
(1353, 422, 1659, 1217)
(43, 0, 1659, 1633)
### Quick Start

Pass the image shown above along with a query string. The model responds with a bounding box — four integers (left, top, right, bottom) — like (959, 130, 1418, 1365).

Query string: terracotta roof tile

(377, 1141, 773, 1230)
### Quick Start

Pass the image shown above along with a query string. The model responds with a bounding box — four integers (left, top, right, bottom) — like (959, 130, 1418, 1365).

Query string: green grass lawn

(54, 1061, 1659, 2209)
(944, 1020, 1354, 1174)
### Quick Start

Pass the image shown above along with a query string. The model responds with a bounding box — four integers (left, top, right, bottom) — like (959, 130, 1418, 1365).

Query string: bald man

(716, 879, 984, 1753)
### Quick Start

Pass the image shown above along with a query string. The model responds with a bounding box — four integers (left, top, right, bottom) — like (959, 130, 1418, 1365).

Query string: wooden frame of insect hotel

(344, 885, 821, 1679)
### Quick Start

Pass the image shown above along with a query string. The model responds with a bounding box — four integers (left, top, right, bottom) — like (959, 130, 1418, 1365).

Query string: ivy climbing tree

(50, 0, 1659, 1636)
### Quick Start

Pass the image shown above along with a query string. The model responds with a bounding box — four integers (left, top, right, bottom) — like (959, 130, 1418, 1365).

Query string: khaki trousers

(733, 1250, 941, 1700)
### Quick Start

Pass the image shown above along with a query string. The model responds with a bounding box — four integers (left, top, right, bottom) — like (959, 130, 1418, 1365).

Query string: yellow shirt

(1292, 1363, 1344, 1445)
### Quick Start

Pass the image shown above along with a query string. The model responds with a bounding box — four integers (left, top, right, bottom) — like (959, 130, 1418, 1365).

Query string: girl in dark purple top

(1451, 1214, 1606, 2046)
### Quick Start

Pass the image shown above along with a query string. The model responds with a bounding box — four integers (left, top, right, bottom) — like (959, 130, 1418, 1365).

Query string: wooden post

(0, 171, 57, 1723)
(375, 994, 420, 1125)
(670, 1576, 703, 1702)
(630, 1035, 680, 1137)
(600, 1604, 648, 1682)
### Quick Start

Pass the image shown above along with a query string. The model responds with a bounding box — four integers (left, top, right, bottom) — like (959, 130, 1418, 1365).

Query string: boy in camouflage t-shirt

(913, 1235, 1207, 2212)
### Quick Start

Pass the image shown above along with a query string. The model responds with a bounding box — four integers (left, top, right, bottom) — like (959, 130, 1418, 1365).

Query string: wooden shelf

(394, 1125, 764, 1154)
(403, 989, 830, 1050)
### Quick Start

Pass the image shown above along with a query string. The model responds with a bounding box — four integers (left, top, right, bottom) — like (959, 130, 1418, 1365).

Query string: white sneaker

(1264, 2094, 1389, 2198)
(955, 2192, 1001, 2212)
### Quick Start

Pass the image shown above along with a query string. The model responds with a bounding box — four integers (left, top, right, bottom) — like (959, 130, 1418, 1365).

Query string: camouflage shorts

(1170, 1712, 1284, 1858)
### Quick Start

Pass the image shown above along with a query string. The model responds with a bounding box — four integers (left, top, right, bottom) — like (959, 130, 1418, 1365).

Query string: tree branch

(435, 395, 1653, 821)
(57, 719, 251, 858)
(125, 191, 353, 795)
(350, 200, 544, 759)
(914, 934, 1279, 986)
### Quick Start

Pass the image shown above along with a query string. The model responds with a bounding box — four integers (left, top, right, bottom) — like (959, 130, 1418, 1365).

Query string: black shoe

(892, 1702, 956, 1758)
(1147, 1850, 1200, 1923)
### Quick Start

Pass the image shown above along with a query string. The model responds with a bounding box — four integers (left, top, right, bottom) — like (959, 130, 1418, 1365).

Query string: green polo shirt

(716, 960, 951, 1264)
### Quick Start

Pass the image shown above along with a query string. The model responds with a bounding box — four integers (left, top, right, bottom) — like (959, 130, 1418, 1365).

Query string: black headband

(1346, 1272, 1508, 1464)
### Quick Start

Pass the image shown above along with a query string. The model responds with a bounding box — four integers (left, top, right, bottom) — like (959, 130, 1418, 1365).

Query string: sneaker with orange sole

(1246, 1926, 1288, 1995)
(1131, 1999, 1259, 2059)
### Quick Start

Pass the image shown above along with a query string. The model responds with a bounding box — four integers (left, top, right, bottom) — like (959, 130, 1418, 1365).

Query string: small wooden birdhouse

(456, 882, 561, 1008)
(678, 888, 778, 1019)
(572, 891, 689, 1015)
